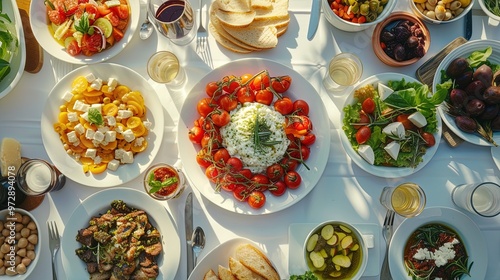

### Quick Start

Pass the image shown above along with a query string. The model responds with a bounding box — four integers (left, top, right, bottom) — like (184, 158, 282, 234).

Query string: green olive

(369, 0, 379, 12)
(360, 3, 370, 15)
(351, 2, 360, 14)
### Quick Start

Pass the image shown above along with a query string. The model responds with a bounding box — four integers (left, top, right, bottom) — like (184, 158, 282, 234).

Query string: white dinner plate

(41, 63, 164, 187)
(188, 238, 278, 280)
(0, 0, 26, 99)
(434, 39, 500, 146)
(177, 58, 331, 215)
(389, 207, 487, 280)
(29, 0, 139, 64)
(61, 188, 181, 280)
(340, 73, 442, 178)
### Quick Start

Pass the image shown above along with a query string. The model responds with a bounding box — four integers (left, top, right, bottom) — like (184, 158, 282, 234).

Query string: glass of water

(452, 182, 500, 217)
(323, 53, 363, 94)
(147, 51, 186, 86)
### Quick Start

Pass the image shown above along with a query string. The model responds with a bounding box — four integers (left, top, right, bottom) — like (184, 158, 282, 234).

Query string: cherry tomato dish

(45, 0, 130, 56)
(188, 70, 315, 209)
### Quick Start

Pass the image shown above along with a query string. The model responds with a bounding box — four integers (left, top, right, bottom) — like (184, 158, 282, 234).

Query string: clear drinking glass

(147, 51, 186, 86)
(380, 182, 426, 217)
(323, 53, 363, 94)
(451, 182, 500, 217)
(16, 159, 66, 196)
(148, 0, 196, 45)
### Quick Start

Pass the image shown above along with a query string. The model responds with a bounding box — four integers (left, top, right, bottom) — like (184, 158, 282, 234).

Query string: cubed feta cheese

(105, 131, 117, 142)
(85, 73, 96, 83)
(383, 122, 406, 139)
(107, 77, 118, 91)
(93, 156, 102, 165)
(143, 120, 152, 130)
(115, 148, 126, 159)
(90, 103, 102, 114)
(378, 82, 394, 101)
(85, 148, 97, 159)
(90, 78, 103, 91)
(67, 131, 78, 143)
(85, 128, 95, 140)
(67, 112, 79, 122)
(384, 141, 401, 161)
(62, 91, 73, 102)
(73, 100, 90, 112)
(98, 126, 109, 133)
(74, 123, 85, 135)
(81, 112, 89, 122)
(358, 145, 374, 165)
(105, 0, 121, 7)
(107, 159, 120, 171)
(93, 131, 105, 142)
(408, 111, 427, 128)
(106, 116, 116, 126)
(121, 151, 134, 163)
(123, 129, 135, 142)
(117, 109, 133, 119)
(134, 137, 145, 147)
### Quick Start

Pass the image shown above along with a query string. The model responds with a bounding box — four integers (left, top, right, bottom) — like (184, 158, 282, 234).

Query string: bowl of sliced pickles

(304, 221, 368, 280)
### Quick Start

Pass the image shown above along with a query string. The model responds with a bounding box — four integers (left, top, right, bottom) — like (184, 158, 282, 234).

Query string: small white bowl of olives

(0, 209, 40, 277)
(303, 221, 368, 280)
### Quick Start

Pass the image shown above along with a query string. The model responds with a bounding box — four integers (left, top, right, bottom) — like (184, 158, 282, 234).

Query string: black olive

(380, 30, 395, 43)
(393, 44, 406, 61)
(406, 36, 419, 48)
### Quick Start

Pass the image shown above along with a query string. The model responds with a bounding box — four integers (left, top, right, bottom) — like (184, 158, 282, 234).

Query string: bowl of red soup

(144, 163, 186, 200)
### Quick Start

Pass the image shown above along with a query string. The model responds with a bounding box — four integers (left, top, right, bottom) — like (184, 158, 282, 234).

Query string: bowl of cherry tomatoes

(177, 58, 331, 215)
(30, 0, 140, 64)
(323, 0, 397, 32)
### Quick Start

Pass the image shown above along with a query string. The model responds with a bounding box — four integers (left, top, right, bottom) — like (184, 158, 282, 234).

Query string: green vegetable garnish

(147, 172, 178, 194)
(74, 12, 93, 34)
(44, 0, 56, 10)
(253, 115, 281, 152)
(289, 271, 319, 280)
(0, 1, 18, 82)
(88, 108, 104, 125)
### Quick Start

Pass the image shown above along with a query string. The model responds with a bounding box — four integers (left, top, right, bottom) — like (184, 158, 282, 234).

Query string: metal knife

(464, 9, 472, 40)
(185, 192, 194, 278)
(307, 0, 321, 41)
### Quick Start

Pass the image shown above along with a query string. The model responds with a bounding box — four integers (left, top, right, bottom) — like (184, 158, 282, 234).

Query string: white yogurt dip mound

(220, 103, 290, 173)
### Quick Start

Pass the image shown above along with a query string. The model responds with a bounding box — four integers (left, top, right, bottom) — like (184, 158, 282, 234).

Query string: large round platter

(389, 207, 487, 279)
(41, 63, 164, 187)
(188, 238, 278, 280)
(61, 188, 181, 280)
(29, 0, 139, 64)
(177, 58, 331, 215)
(433, 39, 500, 146)
(0, 0, 26, 99)
(340, 73, 442, 178)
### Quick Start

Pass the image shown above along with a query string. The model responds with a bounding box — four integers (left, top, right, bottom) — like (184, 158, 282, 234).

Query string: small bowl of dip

(143, 163, 186, 200)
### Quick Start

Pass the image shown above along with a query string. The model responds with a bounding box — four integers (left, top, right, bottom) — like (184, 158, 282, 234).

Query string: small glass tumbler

(451, 182, 500, 217)
(323, 53, 363, 94)
(380, 182, 426, 218)
(148, 0, 196, 45)
(16, 159, 66, 196)
(144, 163, 186, 200)
(147, 51, 186, 86)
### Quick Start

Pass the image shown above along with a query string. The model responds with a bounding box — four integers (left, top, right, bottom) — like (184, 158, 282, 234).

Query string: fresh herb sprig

(147, 172, 178, 194)
(253, 115, 281, 152)
(88, 108, 104, 125)
(289, 271, 318, 280)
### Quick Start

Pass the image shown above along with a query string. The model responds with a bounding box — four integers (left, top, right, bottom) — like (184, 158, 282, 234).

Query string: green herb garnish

(289, 271, 319, 280)
(44, 0, 56, 10)
(147, 172, 178, 194)
(74, 12, 93, 34)
(253, 115, 281, 152)
(88, 108, 104, 125)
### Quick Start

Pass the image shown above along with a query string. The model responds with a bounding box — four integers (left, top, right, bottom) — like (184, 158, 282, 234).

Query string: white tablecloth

(0, 0, 499, 279)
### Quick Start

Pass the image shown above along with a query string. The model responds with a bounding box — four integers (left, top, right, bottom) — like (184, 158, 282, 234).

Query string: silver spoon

(190, 226, 205, 266)
(140, 13, 153, 40)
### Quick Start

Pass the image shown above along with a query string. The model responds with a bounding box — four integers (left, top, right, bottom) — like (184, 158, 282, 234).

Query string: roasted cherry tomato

(274, 97, 294, 115)
(266, 163, 285, 182)
(188, 126, 204, 144)
(213, 148, 230, 166)
(355, 126, 371, 144)
(251, 174, 270, 192)
(196, 148, 212, 168)
(250, 73, 270, 91)
(233, 185, 248, 201)
(205, 164, 219, 183)
(353, 112, 370, 130)
(197, 97, 215, 117)
(284, 171, 301, 189)
(211, 109, 230, 127)
(220, 174, 238, 192)
(270, 181, 287, 196)
(226, 157, 243, 173)
(240, 73, 253, 84)
(219, 94, 238, 112)
(300, 132, 316, 146)
(247, 191, 266, 209)
(222, 80, 240, 94)
(362, 97, 376, 114)
(293, 100, 310, 116)
(271, 75, 292, 93)
(255, 89, 273, 105)
(206, 81, 221, 97)
(236, 86, 255, 103)
(421, 132, 436, 147)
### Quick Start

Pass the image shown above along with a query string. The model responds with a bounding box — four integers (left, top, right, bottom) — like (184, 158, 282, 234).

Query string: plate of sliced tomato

(177, 58, 331, 215)
(30, 0, 139, 64)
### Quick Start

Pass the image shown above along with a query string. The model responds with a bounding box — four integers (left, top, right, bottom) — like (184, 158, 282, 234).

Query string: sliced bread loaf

(208, 22, 253, 53)
(216, 0, 252, 12)
(251, 0, 273, 10)
(203, 269, 220, 280)
(235, 244, 280, 280)
(228, 257, 267, 280)
(218, 265, 237, 280)
(215, 9, 256, 27)
(254, 0, 289, 20)
(222, 24, 278, 49)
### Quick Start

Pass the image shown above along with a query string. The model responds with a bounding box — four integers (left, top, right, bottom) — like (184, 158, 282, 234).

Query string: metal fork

(48, 221, 60, 280)
(195, 0, 212, 68)
(381, 210, 395, 280)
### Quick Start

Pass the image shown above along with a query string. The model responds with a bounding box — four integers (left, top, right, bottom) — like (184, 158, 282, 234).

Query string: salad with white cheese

(342, 78, 447, 168)
(0, 1, 19, 82)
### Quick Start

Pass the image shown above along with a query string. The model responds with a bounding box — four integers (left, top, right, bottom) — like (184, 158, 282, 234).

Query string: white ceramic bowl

(29, 0, 140, 64)
(304, 221, 368, 280)
(478, 0, 500, 25)
(0, 208, 40, 278)
(409, 0, 474, 25)
(322, 0, 397, 32)
(433, 39, 500, 146)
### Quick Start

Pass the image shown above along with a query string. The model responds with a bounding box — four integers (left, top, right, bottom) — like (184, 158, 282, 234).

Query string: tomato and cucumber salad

(45, 0, 130, 56)
(342, 78, 447, 168)
(188, 70, 315, 209)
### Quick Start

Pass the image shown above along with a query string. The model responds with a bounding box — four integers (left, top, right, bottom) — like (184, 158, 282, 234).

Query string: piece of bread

(204, 269, 220, 280)
(216, 0, 252, 12)
(251, 0, 273, 10)
(216, 9, 256, 27)
(254, 0, 289, 20)
(235, 244, 280, 280)
(222, 24, 278, 49)
(209, 22, 253, 53)
(229, 257, 266, 280)
(218, 265, 237, 280)
(1, 138, 22, 177)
